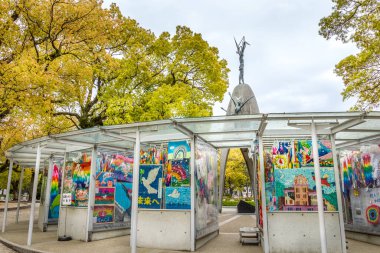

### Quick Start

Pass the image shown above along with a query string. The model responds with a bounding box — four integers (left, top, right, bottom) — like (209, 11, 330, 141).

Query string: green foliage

(0, 0, 229, 165)
(222, 197, 255, 207)
(0, 0, 229, 185)
(224, 149, 250, 195)
(319, 0, 380, 110)
(103, 26, 229, 123)
(0, 0, 229, 127)
(0, 162, 34, 199)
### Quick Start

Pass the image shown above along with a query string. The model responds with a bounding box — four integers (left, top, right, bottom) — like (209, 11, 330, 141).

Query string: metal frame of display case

(2, 111, 380, 252)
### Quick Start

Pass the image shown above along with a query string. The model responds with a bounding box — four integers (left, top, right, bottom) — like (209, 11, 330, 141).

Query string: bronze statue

(234, 36, 250, 84)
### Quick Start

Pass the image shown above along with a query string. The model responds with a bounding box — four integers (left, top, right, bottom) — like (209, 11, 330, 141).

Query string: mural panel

(138, 164, 163, 209)
(341, 146, 380, 234)
(48, 163, 62, 220)
(94, 205, 114, 223)
(195, 140, 218, 239)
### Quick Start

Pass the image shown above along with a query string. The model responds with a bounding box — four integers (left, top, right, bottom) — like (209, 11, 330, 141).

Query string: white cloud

(104, 0, 358, 115)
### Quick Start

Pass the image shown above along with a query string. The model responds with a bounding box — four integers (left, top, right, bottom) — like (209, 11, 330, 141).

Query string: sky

(103, 0, 358, 115)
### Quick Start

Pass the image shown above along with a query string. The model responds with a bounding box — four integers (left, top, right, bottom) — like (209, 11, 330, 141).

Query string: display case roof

(6, 111, 380, 166)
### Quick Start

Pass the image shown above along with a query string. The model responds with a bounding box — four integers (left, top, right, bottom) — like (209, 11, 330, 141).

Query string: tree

(224, 149, 250, 197)
(0, 1, 229, 191)
(319, 0, 380, 110)
(0, 0, 229, 130)
(104, 26, 229, 124)
(0, 161, 34, 200)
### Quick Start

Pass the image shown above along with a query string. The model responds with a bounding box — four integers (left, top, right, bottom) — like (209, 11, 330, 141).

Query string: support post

(57, 153, 67, 238)
(311, 121, 328, 253)
(27, 144, 42, 246)
(43, 157, 54, 226)
(190, 135, 196, 251)
(258, 136, 269, 253)
(2, 158, 14, 233)
(130, 129, 140, 253)
(218, 148, 229, 213)
(16, 167, 25, 224)
(252, 154, 259, 226)
(86, 146, 97, 242)
(330, 134, 347, 253)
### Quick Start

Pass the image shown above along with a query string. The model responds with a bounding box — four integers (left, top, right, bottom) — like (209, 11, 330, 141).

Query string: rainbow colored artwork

(48, 163, 61, 220)
(341, 158, 351, 192)
(95, 187, 115, 205)
(93, 205, 114, 223)
(71, 156, 91, 206)
(166, 159, 190, 187)
(294, 140, 333, 168)
(362, 153, 374, 186)
(110, 154, 133, 182)
(347, 156, 353, 187)
(366, 204, 380, 225)
(272, 141, 293, 169)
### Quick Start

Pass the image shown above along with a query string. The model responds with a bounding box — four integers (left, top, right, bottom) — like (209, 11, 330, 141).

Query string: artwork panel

(95, 172, 115, 187)
(272, 168, 337, 212)
(110, 154, 133, 182)
(350, 188, 380, 231)
(166, 159, 190, 187)
(115, 182, 132, 222)
(138, 164, 163, 209)
(165, 186, 191, 210)
(93, 205, 114, 223)
(95, 187, 115, 205)
(72, 160, 91, 206)
(140, 147, 168, 165)
(94, 153, 133, 225)
(272, 141, 293, 168)
(195, 141, 218, 238)
(48, 163, 62, 220)
(293, 140, 333, 168)
(168, 141, 191, 160)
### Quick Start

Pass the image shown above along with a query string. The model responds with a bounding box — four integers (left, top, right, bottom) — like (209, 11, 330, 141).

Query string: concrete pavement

(1, 206, 380, 253)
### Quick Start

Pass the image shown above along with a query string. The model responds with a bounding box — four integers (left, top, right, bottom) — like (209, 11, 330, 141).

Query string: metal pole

(252, 154, 259, 226)
(130, 129, 140, 253)
(16, 167, 25, 224)
(330, 134, 347, 253)
(190, 136, 196, 251)
(58, 153, 67, 234)
(43, 157, 54, 226)
(27, 144, 42, 246)
(86, 146, 97, 242)
(258, 136, 269, 253)
(2, 158, 13, 233)
(311, 121, 328, 253)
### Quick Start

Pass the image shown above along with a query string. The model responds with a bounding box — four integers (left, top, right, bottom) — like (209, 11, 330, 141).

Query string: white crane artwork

(142, 167, 160, 194)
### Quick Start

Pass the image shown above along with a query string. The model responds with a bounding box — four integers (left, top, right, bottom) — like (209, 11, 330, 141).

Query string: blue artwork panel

(115, 182, 132, 222)
(138, 164, 163, 209)
(168, 141, 191, 160)
(165, 187, 191, 210)
(96, 172, 115, 187)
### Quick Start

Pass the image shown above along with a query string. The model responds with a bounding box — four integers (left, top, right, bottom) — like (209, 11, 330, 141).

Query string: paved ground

(0, 242, 16, 253)
(0, 201, 30, 211)
(0, 205, 380, 253)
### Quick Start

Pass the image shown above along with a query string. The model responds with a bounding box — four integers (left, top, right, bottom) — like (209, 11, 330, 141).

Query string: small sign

(62, 193, 72, 206)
